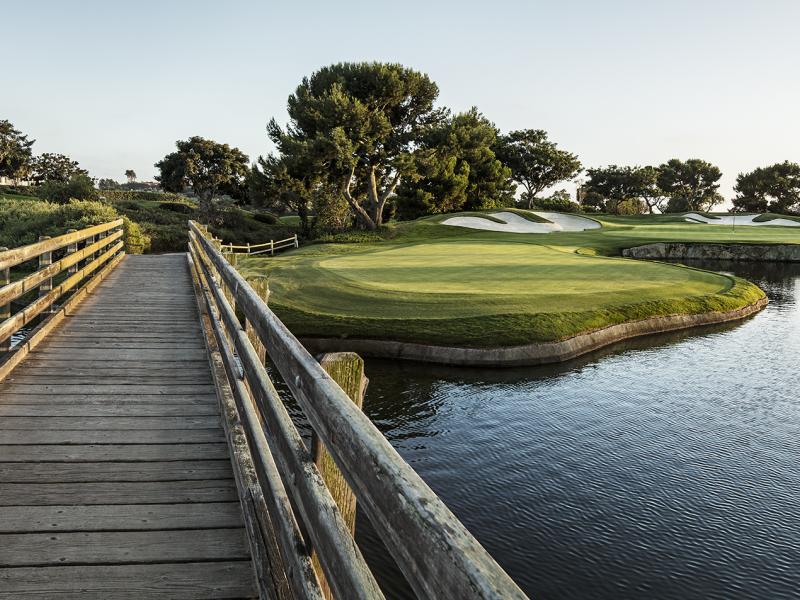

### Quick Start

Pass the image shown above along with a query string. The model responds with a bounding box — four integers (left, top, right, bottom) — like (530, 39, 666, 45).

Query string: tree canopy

(494, 129, 581, 208)
(269, 62, 445, 229)
(0, 120, 34, 180)
(657, 158, 722, 213)
(732, 161, 800, 214)
(248, 153, 319, 235)
(583, 165, 665, 214)
(394, 108, 513, 219)
(125, 169, 137, 183)
(155, 136, 249, 216)
(30, 153, 89, 184)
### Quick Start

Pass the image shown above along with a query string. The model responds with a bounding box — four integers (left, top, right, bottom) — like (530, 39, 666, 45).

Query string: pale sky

(5, 0, 800, 205)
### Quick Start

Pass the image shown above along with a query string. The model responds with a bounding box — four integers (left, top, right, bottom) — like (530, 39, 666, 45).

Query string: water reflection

(355, 260, 800, 599)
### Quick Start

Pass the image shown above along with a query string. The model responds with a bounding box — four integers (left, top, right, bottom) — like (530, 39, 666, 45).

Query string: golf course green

(233, 212, 793, 353)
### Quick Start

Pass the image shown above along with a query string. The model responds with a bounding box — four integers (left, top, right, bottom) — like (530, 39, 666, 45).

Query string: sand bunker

(442, 211, 601, 234)
(684, 213, 800, 227)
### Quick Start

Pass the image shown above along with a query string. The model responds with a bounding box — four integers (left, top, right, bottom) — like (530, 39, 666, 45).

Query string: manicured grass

(233, 212, 791, 348)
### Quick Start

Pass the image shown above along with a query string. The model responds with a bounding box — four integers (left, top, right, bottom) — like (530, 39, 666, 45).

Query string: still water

(354, 260, 800, 599)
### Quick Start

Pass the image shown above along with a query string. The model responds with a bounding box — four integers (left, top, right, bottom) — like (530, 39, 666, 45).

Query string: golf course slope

(233, 210, 783, 366)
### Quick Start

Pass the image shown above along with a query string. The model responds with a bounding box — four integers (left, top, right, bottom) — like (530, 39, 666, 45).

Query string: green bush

(253, 212, 278, 224)
(33, 174, 98, 204)
(0, 197, 136, 250)
(122, 217, 150, 254)
(159, 202, 194, 214)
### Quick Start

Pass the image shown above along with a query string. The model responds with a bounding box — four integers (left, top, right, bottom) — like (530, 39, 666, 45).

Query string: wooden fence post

(0, 247, 9, 353)
(244, 277, 269, 364)
(294, 234, 299, 248)
(310, 352, 368, 599)
(270, 239, 274, 256)
(38, 236, 54, 313)
(66, 230, 79, 276)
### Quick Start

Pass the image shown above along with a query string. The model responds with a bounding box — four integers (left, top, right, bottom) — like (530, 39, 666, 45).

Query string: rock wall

(622, 243, 800, 262)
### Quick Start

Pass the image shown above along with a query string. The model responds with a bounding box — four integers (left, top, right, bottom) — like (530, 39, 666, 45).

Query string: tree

(269, 62, 445, 230)
(30, 153, 88, 184)
(531, 189, 581, 213)
(125, 169, 137, 183)
(732, 161, 800, 214)
(494, 129, 581, 208)
(583, 165, 666, 214)
(98, 178, 120, 190)
(657, 158, 723, 213)
(248, 153, 317, 236)
(394, 108, 514, 219)
(0, 120, 35, 180)
(155, 136, 250, 217)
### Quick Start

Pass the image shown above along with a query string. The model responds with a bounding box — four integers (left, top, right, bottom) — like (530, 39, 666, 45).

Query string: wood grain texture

(0, 254, 256, 598)
(0, 561, 256, 599)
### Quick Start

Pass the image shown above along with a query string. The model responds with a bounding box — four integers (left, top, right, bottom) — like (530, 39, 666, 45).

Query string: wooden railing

(188, 220, 527, 600)
(221, 234, 299, 256)
(0, 219, 125, 380)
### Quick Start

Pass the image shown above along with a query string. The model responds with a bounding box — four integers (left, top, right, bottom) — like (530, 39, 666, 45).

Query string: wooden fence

(188, 220, 527, 599)
(221, 234, 299, 256)
(0, 219, 125, 380)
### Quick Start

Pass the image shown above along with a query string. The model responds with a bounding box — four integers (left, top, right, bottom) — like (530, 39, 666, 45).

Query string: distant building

(0, 176, 31, 186)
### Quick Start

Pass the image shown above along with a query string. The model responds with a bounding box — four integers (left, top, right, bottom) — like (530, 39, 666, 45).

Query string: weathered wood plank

(0, 403, 219, 417)
(24, 349, 210, 361)
(0, 528, 249, 567)
(0, 561, 256, 599)
(0, 443, 231, 462)
(0, 394, 218, 404)
(0, 502, 244, 532)
(0, 429, 225, 444)
(0, 480, 237, 505)
(5, 376, 213, 385)
(0, 384, 214, 395)
(0, 417, 220, 430)
(0, 460, 233, 483)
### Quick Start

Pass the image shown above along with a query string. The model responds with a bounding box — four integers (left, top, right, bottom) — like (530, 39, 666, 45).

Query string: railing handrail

(188, 220, 527, 600)
(0, 218, 123, 271)
(222, 234, 297, 251)
(0, 218, 126, 380)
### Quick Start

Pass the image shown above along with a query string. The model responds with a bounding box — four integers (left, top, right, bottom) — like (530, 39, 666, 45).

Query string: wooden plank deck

(0, 254, 257, 599)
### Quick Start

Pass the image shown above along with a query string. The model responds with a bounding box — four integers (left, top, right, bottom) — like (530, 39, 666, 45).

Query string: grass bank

(235, 211, 785, 349)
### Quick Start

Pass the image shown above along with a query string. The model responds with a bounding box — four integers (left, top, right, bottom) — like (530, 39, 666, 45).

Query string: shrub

(33, 174, 98, 204)
(159, 202, 194, 214)
(530, 190, 581, 213)
(122, 217, 150, 254)
(253, 212, 278, 225)
(0, 197, 137, 250)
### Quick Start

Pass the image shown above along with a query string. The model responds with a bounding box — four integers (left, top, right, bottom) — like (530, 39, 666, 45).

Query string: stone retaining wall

(301, 295, 768, 368)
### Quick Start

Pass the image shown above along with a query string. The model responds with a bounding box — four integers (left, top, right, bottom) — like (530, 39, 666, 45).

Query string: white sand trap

(684, 213, 800, 227)
(442, 211, 601, 234)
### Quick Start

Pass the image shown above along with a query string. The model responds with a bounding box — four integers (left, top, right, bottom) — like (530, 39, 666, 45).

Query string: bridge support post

(38, 236, 54, 313)
(0, 247, 9, 353)
(311, 352, 368, 599)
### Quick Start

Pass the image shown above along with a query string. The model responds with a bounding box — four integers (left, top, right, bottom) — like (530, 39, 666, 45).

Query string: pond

(354, 260, 800, 599)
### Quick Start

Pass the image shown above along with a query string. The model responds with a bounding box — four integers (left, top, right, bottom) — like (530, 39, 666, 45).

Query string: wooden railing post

(38, 236, 54, 313)
(0, 247, 9, 353)
(310, 352, 368, 600)
(66, 230, 79, 276)
(294, 234, 299, 248)
(270, 239, 274, 256)
(244, 277, 269, 364)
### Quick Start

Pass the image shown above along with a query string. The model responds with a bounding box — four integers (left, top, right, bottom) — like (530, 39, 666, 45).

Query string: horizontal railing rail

(0, 219, 126, 378)
(221, 234, 299, 256)
(188, 220, 527, 600)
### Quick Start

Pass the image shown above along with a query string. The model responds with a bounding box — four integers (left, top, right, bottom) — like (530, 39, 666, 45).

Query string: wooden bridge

(0, 220, 528, 599)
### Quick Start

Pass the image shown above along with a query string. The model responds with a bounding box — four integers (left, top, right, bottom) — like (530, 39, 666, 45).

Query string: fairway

(234, 212, 783, 350)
